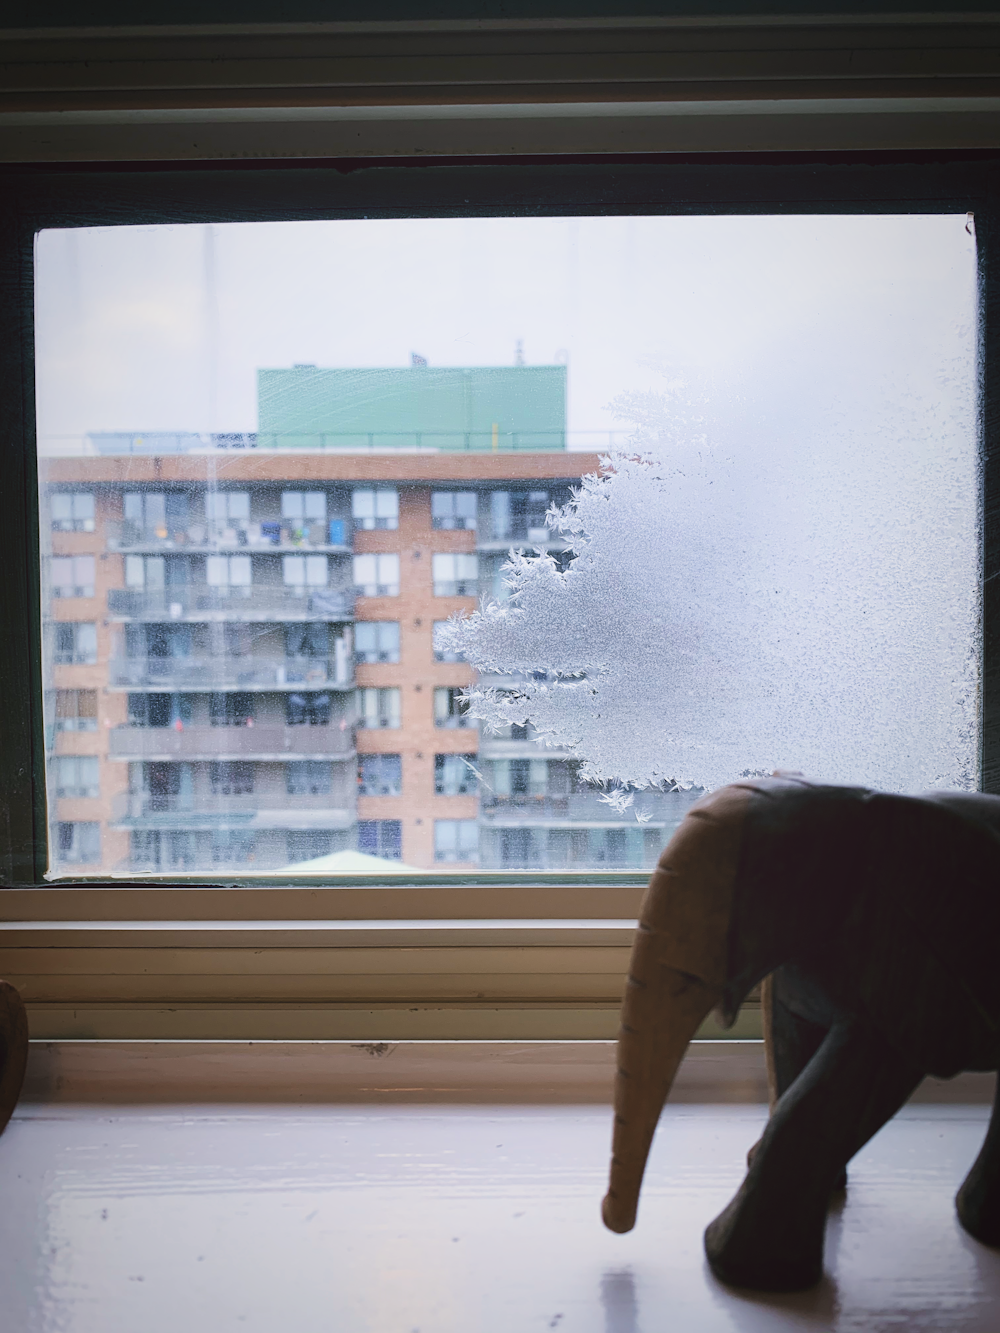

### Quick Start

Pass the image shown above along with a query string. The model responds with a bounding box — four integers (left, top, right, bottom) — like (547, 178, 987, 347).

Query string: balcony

(109, 724, 356, 761)
(106, 519, 351, 552)
(107, 586, 354, 621)
(111, 790, 355, 830)
(108, 655, 353, 691)
(479, 791, 698, 827)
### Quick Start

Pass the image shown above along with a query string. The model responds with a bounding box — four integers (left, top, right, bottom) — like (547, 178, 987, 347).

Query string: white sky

(33, 213, 975, 447)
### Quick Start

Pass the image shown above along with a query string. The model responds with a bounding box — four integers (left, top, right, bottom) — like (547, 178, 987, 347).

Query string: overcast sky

(34, 212, 975, 450)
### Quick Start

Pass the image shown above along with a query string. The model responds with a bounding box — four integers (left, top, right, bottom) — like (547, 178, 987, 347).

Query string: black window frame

(2, 150, 998, 887)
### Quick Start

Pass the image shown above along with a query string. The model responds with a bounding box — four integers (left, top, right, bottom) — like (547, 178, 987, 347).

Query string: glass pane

(35, 215, 978, 876)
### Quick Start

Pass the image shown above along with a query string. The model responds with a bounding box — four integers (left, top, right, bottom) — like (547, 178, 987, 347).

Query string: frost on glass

(440, 372, 979, 797)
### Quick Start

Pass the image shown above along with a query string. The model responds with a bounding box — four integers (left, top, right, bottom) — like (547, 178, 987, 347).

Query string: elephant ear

(848, 793, 1000, 1079)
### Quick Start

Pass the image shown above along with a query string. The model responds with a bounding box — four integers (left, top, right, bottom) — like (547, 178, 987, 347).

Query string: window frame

(0, 149, 997, 1043)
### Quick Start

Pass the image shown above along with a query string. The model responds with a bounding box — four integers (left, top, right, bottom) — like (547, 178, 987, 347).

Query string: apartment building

(42, 363, 698, 875)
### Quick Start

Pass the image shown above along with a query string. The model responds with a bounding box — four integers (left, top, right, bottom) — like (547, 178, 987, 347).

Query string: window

(488, 757, 548, 798)
(210, 692, 255, 727)
(358, 753, 402, 796)
(287, 761, 332, 795)
(352, 488, 398, 530)
(432, 491, 477, 530)
(55, 821, 100, 864)
(210, 761, 254, 794)
(128, 693, 191, 728)
(358, 819, 402, 860)
(131, 830, 196, 872)
(487, 488, 569, 543)
(51, 555, 95, 598)
(51, 492, 95, 532)
(432, 553, 478, 596)
(354, 621, 400, 664)
(356, 687, 401, 729)
(283, 554, 328, 588)
(286, 691, 331, 726)
(282, 490, 327, 520)
(434, 819, 479, 863)
(435, 754, 478, 795)
(122, 491, 189, 543)
(206, 491, 250, 526)
(211, 829, 256, 867)
(286, 623, 329, 658)
(206, 554, 252, 593)
(434, 687, 474, 729)
(353, 554, 400, 597)
(286, 830, 334, 863)
(55, 689, 98, 732)
(53, 623, 97, 665)
(53, 755, 100, 798)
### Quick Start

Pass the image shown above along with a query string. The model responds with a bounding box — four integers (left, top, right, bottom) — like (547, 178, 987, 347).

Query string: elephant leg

(749, 972, 845, 1188)
(0, 981, 28, 1136)
(956, 1073, 1000, 1245)
(704, 1018, 922, 1292)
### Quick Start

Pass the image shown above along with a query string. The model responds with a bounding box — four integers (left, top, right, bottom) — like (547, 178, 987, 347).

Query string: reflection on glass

(35, 215, 977, 875)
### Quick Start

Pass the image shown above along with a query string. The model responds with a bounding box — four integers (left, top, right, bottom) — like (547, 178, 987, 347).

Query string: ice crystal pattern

(437, 377, 978, 795)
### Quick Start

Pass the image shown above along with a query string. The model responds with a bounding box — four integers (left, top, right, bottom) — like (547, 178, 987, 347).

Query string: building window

(128, 693, 191, 728)
(53, 755, 100, 798)
(356, 687, 401, 729)
(54, 622, 97, 665)
(433, 622, 466, 663)
(432, 553, 478, 596)
(488, 757, 548, 798)
(122, 491, 189, 543)
(131, 830, 196, 871)
(358, 753, 402, 796)
(285, 691, 331, 726)
(286, 761, 332, 795)
(211, 829, 256, 866)
(434, 754, 478, 795)
(352, 488, 398, 530)
(282, 490, 327, 521)
(432, 491, 477, 530)
(56, 821, 100, 864)
(286, 830, 334, 863)
(51, 491, 95, 532)
(205, 491, 250, 528)
(358, 819, 402, 860)
(206, 554, 252, 593)
(434, 687, 474, 729)
(210, 761, 255, 795)
(283, 553, 328, 589)
(353, 553, 400, 597)
(434, 819, 479, 863)
(210, 692, 255, 727)
(55, 689, 98, 732)
(487, 488, 568, 543)
(354, 621, 400, 664)
(51, 555, 95, 598)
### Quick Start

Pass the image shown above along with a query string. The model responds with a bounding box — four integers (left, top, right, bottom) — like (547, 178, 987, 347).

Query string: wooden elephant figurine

(602, 777, 1000, 1291)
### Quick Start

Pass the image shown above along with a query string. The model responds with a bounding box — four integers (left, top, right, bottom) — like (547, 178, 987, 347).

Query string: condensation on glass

(34, 215, 979, 876)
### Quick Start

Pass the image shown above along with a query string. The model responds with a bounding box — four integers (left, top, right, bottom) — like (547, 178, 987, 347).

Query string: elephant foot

(956, 1177, 1000, 1248)
(704, 1196, 824, 1293)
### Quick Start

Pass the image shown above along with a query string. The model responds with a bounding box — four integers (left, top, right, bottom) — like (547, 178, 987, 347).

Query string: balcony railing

(108, 655, 352, 691)
(107, 587, 354, 620)
(112, 790, 355, 828)
(109, 724, 356, 760)
(479, 792, 696, 824)
(106, 519, 351, 551)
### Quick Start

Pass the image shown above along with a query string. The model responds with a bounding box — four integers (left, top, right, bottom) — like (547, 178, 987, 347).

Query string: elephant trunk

(601, 783, 752, 1234)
